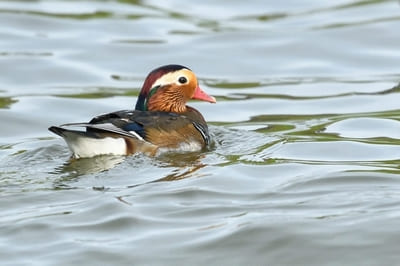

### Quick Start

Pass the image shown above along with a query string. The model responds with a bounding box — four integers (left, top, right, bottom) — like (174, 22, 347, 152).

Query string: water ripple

(1, 0, 400, 265)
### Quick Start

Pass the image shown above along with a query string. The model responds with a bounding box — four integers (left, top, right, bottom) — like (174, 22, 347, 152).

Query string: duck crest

(135, 64, 190, 111)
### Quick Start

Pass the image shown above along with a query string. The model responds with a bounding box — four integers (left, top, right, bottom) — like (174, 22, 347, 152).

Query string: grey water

(1, 0, 400, 265)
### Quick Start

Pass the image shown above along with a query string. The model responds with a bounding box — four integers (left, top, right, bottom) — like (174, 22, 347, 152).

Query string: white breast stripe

(192, 122, 210, 145)
(129, 131, 144, 141)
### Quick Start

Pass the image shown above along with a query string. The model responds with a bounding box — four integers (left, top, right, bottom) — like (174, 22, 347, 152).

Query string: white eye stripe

(152, 72, 190, 88)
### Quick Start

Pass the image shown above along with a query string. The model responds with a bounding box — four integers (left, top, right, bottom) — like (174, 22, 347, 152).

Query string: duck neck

(147, 87, 187, 113)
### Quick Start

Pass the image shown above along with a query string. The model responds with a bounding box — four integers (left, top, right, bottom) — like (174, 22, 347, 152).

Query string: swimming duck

(49, 64, 216, 158)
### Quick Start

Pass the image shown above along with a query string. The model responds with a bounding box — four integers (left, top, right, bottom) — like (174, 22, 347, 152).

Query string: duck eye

(178, 76, 187, 84)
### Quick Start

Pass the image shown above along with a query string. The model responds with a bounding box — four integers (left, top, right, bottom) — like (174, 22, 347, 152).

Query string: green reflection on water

(117, 0, 141, 4)
(0, 10, 112, 19)
(335, 0, 390, 10)
(55, 92, 121, 99)
(314, 16, 400, 30)
(255, 124, 295, 133)
(112, 39, 165, 44)
(233, 13, 287, 22)
(204, 81, 263, 89)
(0, 97, 17, 109)
(54, 88, 139, 99)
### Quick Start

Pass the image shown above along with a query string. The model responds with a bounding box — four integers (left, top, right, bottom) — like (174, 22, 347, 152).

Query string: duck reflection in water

(52, 151, 208, 186)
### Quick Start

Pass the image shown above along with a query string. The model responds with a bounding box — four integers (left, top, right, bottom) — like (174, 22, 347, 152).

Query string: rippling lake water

(1, 0, 400, 265)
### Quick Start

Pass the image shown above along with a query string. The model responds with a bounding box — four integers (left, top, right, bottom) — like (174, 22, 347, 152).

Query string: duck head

(135, 64, 216, 113)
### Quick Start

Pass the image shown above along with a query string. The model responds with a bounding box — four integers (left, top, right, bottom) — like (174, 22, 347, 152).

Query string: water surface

(1, 0, 400, 265)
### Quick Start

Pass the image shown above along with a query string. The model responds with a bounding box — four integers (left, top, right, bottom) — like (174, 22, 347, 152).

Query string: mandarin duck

(49, 64, 216, 158)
